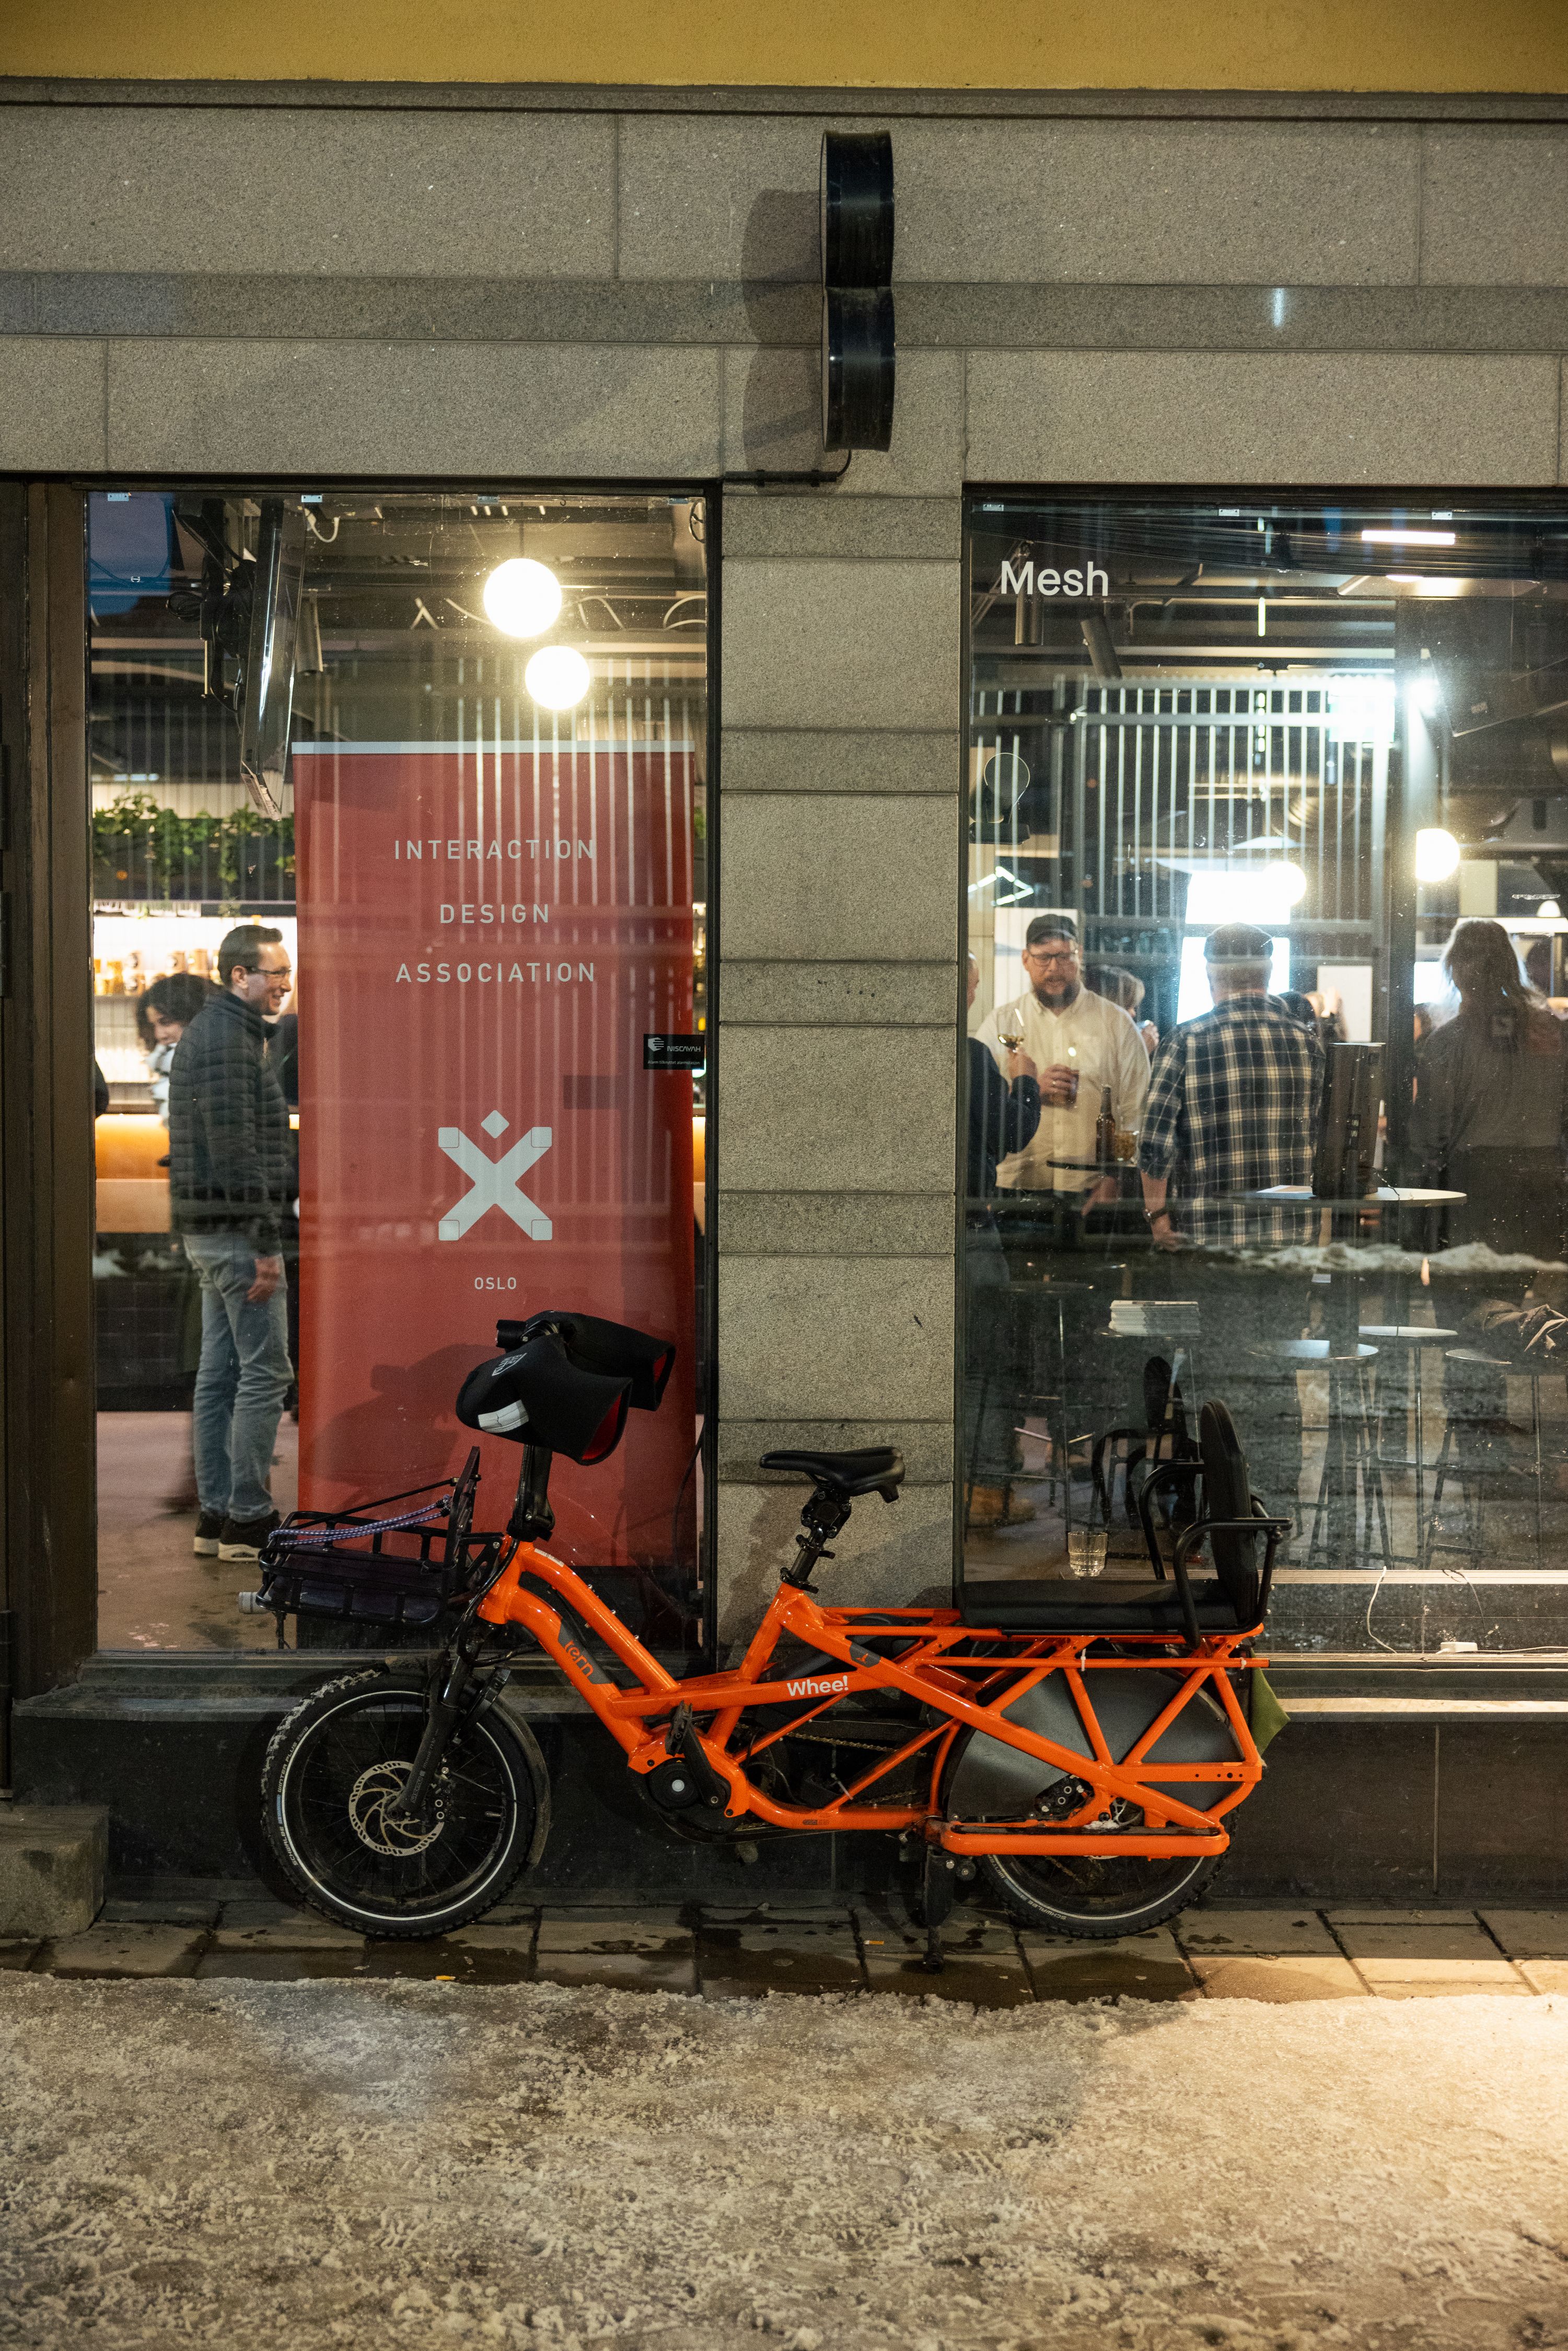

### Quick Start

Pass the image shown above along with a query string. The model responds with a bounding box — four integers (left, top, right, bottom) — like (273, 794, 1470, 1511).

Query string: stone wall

(3, 89, 1566, 1631)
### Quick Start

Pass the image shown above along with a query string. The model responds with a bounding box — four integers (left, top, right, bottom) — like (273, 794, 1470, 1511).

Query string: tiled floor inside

(11, 1895, 1568, 2003)
(96, 1410, 295, 1652)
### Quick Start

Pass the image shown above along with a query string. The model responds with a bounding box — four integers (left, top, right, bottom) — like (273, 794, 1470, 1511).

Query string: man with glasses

(973, 913, 1149, 1205)
(967, 915, 1149, 1534)
(168, 925, 295, 1563)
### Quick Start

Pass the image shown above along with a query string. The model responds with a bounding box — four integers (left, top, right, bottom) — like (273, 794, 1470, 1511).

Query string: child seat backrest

(1198, 1400, 1260, 1626)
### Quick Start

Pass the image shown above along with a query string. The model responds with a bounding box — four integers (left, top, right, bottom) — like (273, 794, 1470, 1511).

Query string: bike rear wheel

(262, 1671, 538, 1937)
(981, 1847, 1219, 1938)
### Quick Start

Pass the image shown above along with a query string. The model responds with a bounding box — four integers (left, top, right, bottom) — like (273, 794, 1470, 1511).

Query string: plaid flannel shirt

(1139, 996, 1325, 1247)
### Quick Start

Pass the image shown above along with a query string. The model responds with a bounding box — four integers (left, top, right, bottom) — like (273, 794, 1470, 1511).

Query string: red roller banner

(293, 732, 698, 1568)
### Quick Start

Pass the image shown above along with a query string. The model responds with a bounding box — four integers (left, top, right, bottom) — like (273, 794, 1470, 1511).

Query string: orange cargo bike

(257, 1311, 1288, 1955)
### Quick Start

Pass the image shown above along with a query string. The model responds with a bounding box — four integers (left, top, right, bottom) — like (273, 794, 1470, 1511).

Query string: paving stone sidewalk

(5, 1894, 1564, 2002)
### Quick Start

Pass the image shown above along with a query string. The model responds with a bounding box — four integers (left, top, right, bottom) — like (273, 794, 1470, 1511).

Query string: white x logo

(437, 1113, 553, 1242)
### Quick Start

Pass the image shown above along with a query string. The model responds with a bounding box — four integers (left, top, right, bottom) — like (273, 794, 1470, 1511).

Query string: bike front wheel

(262, 1671, 541, 1937)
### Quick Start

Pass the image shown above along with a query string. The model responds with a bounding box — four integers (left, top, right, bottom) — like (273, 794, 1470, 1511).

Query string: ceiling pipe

(1081, 613, 1123, 680)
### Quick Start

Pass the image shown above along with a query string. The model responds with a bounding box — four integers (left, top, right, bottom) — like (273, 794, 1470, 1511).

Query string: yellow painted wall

(3, 0, 1567, 93)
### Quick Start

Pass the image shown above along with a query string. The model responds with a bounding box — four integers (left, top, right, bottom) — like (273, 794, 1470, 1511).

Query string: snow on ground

(1, 1975, 1566, 2349)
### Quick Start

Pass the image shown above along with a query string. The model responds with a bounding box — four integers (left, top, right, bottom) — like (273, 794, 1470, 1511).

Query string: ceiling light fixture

(1414, 828, 1461, 883)
(525, 645, 591, 710)
(1361, 528, 1457, 548)
(1183, 862, 1305, 924)
(482, 557, 562, 639)
(1329, 677, 1397, 745)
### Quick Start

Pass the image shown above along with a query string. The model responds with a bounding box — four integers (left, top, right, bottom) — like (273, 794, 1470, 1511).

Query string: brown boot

(967, 1483, 1037, 1529)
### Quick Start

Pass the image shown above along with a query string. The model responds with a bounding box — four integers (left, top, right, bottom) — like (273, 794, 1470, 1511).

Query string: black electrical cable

(719, 452, 854, 491)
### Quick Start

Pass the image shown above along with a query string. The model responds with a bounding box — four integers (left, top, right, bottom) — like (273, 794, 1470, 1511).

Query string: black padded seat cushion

(959, 1577, 1248, 1633)
(759, 1447, 904, 1497)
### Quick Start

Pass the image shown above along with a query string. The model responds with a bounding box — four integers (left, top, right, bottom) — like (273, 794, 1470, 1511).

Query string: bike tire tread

(261, 1669, 533, 1939)
(981, 1852, 1223, 1940)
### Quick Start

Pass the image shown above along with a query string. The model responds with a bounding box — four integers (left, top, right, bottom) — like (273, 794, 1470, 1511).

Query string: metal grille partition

(971, 672, 1389, 971)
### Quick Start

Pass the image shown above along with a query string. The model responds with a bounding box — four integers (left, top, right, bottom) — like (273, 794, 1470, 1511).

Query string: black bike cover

(456, 1311, 675, 1464)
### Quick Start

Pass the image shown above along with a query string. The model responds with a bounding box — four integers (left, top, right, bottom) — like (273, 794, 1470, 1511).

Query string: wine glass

(996, 1018, 1024, 1052)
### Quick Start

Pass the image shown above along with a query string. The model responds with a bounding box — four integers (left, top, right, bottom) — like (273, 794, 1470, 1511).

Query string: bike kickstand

(920, 1843, 957, 1974)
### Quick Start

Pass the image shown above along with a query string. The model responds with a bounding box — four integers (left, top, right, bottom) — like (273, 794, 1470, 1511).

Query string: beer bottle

(1095, 1085, 1116, 1163)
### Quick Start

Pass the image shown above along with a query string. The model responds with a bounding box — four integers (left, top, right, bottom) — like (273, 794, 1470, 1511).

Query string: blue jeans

(962, 1222, 1020, 1485)
(184, 1232, 293, 1523)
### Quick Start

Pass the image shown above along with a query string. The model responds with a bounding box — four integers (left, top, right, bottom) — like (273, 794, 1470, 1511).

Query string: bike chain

(778, 1725, 908, 1755)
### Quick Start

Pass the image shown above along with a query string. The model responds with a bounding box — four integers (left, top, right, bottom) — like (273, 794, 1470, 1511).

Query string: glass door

(88, 488, 710, 1657)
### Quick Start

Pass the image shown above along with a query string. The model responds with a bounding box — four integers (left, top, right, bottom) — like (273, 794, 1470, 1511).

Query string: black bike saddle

(759, 1446, 904, 1499)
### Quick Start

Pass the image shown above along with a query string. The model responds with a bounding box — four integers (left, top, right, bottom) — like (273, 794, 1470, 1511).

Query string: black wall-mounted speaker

(820, 131, 895, 453)
(822, 287, 896, 454)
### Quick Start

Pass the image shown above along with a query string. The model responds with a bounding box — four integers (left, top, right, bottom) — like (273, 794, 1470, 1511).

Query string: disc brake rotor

(346, 1760, 448, 1857)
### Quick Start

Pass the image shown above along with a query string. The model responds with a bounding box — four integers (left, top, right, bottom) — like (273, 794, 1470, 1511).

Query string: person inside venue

(972, 914, 1149, 1214)
(1136, 921, 1325, 1514)
(1086, 960, 1157, 1055)
(1410, 919, 1568, 1489)
(963, 952, 1042, 1528)
(167, 925, 295, 1565)
(137, 972, 220, 1122)
(1411, 918, 1568, 1266)
(135, 969, 222, 1515)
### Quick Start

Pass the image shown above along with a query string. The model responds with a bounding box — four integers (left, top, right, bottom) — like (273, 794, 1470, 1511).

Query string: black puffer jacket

(167, 991, 291, 1254)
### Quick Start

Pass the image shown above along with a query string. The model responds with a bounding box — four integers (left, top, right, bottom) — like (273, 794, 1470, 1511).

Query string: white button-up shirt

(972, 985, 1150, 1192)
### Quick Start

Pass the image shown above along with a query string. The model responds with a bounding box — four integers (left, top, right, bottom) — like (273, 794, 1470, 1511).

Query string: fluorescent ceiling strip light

(1361, 528, 1457, 547)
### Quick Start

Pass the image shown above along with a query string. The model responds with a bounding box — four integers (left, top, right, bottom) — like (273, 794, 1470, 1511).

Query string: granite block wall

(3, 87, 1567, 1631)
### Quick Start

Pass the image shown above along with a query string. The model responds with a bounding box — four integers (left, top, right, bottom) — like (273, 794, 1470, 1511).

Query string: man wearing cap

(972, 914, 1149, 1203)
(1139, 923, 1323, 1248)
(1136, 922, 1323, 1516)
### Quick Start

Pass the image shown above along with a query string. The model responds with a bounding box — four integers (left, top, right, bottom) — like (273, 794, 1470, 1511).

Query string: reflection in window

(963, 493, 1568, 1656)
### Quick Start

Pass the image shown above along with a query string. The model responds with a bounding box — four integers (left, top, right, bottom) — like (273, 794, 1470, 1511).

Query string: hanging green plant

(92, 790, 295, 901)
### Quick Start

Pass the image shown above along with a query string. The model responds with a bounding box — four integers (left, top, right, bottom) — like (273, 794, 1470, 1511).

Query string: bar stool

(1420, 1347, 1546, 1572)
(961, 1280, 1082, 1535)
(1357, 1324, 1458, 1564)
(1240, 1336, 1390, 1569)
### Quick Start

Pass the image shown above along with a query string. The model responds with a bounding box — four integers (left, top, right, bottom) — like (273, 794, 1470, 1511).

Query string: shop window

(88, 489, 709, 1657)
(963, 491, 1568, 1657)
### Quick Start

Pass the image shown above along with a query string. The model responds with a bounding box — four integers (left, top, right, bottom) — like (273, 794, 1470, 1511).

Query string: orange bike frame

(477, 1543, 1267, 1858)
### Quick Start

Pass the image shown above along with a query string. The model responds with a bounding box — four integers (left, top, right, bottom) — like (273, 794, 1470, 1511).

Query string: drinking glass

(1066, 1528, 1108, 1577)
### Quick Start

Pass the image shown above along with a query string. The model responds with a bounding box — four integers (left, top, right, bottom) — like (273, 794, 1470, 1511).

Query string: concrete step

(0, 1803, 108, 1936)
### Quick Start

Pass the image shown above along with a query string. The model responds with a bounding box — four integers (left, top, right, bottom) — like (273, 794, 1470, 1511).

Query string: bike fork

(387, 1643, 478, 1821)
